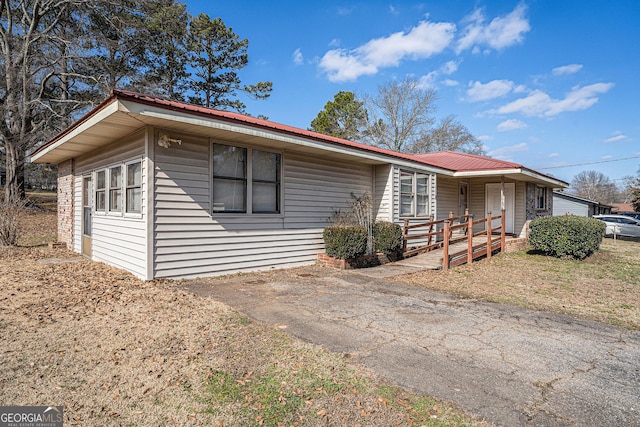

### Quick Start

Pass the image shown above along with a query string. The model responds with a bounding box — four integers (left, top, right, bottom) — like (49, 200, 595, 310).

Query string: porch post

(500, 175, 505, 211)
(467, 214, 474, 264)
(403, 219, 408, 253)
(427, 214, 434, 246)
(501, 209, 506, 253)
(443, 220, 450, 269)
(486, 212, 492, 260)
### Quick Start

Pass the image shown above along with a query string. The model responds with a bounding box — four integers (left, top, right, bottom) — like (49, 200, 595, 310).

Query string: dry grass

(0, 198, 488, 426)
(393, 239, 640, 330)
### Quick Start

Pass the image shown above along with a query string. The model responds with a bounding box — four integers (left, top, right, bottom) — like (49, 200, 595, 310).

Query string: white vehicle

(593, 215, 640, 238)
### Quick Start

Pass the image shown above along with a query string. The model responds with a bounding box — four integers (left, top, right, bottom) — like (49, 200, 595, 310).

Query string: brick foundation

(504, 237, 529, 254)
(57, 159, 74, 248)
(317, 252, 400, 270)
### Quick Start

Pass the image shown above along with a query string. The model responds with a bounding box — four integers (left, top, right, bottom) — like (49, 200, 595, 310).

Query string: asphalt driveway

(184, 266, 640, 426)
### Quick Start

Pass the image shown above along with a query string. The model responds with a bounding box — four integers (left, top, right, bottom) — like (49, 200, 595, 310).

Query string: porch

(399, 211, 529, 270)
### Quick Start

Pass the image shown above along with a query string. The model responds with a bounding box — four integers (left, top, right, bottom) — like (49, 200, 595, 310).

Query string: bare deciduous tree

(363, 77, 437, 152)
(410, 115, 485, 155)
(570, 170, 619, 205)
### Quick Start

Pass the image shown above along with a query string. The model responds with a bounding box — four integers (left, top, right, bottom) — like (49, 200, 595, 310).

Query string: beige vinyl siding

(436, 177, 459, 220)
(74, 130, 147, 278)
(374, 164, 393, 222)
(72, 177, 82, 253)
(153, 140, 374, 279)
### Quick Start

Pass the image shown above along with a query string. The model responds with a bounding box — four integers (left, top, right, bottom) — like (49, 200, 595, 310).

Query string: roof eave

(453, 168, 568, 187)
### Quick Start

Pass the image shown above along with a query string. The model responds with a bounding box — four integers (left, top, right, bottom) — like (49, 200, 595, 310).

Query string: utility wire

(537, 155, 640, 170)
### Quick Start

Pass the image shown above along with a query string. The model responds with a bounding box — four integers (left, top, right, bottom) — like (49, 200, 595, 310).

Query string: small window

(126, 161, 142, 213)
(109, 165, 122, 212)
(535, 186, 547, 210)
(95, 170, 106, 212)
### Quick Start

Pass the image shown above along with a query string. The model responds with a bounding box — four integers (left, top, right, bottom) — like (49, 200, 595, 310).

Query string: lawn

(0, 197, 488, 426)
(393, 238, 640, 330)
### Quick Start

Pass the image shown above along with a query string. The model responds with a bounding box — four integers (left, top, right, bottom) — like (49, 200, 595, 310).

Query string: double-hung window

(252, 150, 281, 213)
(95, 170, 106, 212)
(536, 186, 547, 210)
(213, 144, 247, 213)
(400, 170, 430, 217)
(109, 165, 122, 213)
(212, 143, 281, 214)
(126, 161, 142, 213)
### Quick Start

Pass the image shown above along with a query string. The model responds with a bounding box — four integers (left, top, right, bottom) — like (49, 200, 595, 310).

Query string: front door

(82, 175, 92, 257)
(486, 183, 515, 234)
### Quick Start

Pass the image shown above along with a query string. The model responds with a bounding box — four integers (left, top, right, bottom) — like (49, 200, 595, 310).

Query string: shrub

(323, 226, 367, 259)
(373, 221, 403, 254)
(529, 215, 606, 260)
(0, 198, 27, 246)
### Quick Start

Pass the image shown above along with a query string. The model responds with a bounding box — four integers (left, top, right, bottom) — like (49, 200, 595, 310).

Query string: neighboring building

(32, 90, 567, 280)
(611, 203, 634, 214)
(552, 191, 612, 217)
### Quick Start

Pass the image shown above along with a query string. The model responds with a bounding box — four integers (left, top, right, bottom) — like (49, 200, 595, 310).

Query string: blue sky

(186, 1, 640, 185)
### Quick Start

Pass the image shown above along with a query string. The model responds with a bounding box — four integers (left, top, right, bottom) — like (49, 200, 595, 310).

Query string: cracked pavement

(185, 268, 640, 426)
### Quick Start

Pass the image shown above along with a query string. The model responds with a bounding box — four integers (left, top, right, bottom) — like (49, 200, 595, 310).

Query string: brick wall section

(57, 159, 74, 247)
(504, 237, 529, 254)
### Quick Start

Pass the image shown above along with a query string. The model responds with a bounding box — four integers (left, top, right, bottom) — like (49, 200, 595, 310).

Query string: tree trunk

(4, 141, 25, 202)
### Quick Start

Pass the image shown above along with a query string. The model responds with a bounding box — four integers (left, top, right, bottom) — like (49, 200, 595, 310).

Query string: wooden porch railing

(403, 210, 506, 269)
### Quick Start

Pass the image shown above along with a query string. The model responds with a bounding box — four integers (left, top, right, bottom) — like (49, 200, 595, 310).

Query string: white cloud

(477, 135, 492, 141)
(497, 119, 527, 131)
(441, 60, 459, 75)
(467, 79, 516, 102)
(418, 61, 461, 88)
(552, 64, 583, 76)
(487, 142, 528, 160)
(494, 83, 614, 117)
(604, 131, 628, 143)
(292, 48, 303, 65)
(417, 71, 438, 89)
(456, 4, 531, 54)
(319, 20, 455, 82)
(548, 152, 559, 158)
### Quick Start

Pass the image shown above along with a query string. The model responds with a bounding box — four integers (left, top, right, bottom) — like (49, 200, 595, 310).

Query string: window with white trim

(212, 143, 281, 214)
(126, 161, 142, 213)
(95, 170, 106, 212)
(400, 170, 430, 217)
(109, 165, 122, 213)
(536, 186, 547, 210)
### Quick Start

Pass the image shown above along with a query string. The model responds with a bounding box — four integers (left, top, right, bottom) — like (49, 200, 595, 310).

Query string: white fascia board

(120, 100, 449, 174)
(32, 101, 121, 163)
(453, 168, 567, 187)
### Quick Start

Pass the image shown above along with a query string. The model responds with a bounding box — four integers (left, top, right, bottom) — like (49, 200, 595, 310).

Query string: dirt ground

(0, 208, 486, 426)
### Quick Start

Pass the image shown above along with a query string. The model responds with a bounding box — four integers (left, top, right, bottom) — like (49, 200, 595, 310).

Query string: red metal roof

(107, 90, 429, 166)
(32, 89, 567, 186)
(411, 151, 523, 171)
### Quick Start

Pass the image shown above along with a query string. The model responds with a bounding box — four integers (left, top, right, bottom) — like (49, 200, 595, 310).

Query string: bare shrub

(0, 197, 27, 246)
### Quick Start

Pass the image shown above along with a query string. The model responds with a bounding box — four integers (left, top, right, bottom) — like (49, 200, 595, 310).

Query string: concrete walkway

(184, 267, 640, 426)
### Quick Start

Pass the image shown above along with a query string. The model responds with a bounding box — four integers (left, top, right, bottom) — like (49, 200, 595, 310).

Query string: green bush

(323, 226, 367, 259)
(373, 221, 403, 254)
(529, 215, 606, 260)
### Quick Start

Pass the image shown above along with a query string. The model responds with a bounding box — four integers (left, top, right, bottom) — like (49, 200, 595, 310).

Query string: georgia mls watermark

(0, 406, 63, 427)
